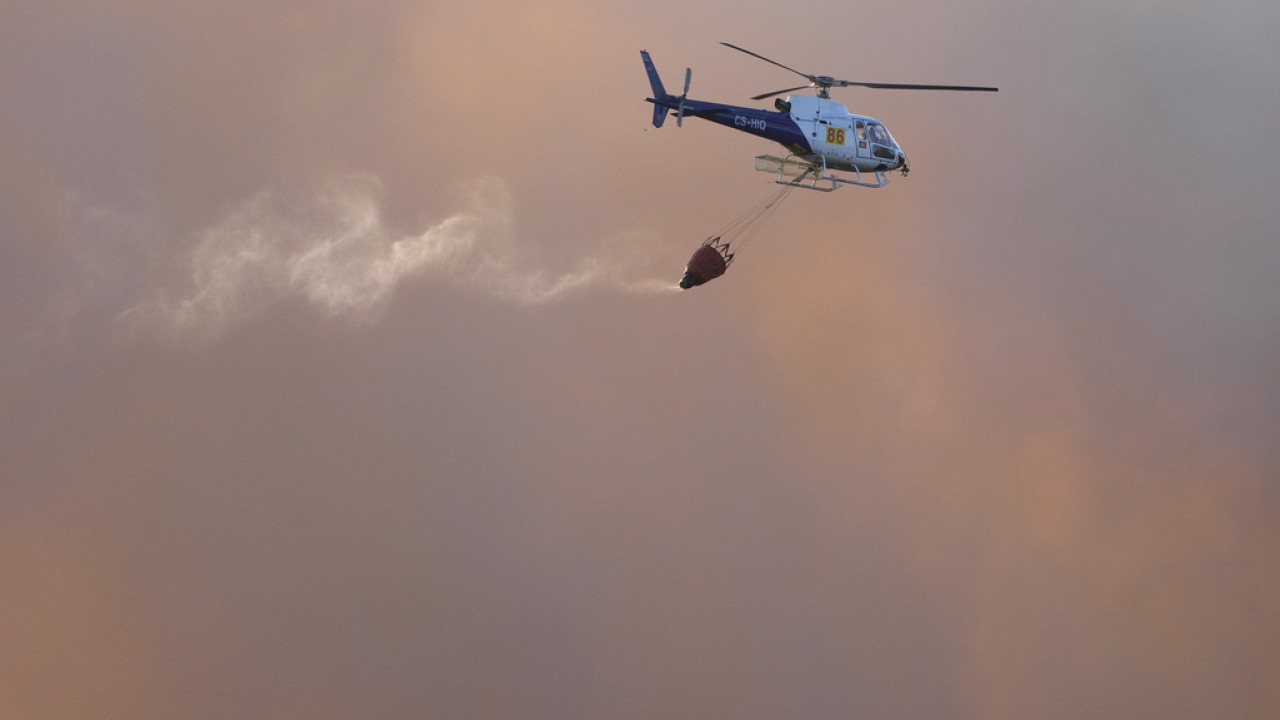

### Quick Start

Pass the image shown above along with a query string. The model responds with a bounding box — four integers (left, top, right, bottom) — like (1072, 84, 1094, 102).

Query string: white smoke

(120, 175, 675, 342)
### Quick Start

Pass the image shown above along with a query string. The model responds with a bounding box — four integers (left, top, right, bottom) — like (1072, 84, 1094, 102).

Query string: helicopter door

(854, 120, 871, 160)
(804, 107, 822, 146)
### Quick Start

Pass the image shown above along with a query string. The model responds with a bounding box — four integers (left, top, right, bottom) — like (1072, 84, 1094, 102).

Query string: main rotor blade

(839, 81, 999, 92)
(751, 85, 814, 101)
(721, 41, 999, 94)
(721, 42, 812, 81)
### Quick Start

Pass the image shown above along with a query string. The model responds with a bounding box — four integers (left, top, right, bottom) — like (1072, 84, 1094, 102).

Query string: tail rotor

(676, 68, 691, 126)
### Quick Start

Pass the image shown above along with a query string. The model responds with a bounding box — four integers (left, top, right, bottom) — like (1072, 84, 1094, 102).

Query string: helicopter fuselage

(643, 51, 909, 175)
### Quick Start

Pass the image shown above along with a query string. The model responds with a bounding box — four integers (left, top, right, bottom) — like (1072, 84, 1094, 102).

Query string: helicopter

(642, 43, 998, 190)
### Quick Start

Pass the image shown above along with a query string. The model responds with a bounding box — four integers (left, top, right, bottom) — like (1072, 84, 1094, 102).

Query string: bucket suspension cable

(678, 184, 798, 289)
(708, 183, 797, 252)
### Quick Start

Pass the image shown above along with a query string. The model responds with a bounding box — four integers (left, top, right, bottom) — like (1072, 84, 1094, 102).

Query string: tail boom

(640, 50, 811, 154)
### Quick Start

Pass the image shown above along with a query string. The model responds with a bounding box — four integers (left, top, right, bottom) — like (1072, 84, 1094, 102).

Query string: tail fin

(641, 50, 672, 128)
(641, 50, 667, 99)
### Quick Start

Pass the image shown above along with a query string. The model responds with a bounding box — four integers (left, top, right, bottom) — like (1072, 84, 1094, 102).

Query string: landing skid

(754, 154, 890, 191)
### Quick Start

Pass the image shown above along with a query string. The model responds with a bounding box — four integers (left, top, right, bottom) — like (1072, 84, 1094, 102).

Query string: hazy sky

(4, 1, 1279, 718)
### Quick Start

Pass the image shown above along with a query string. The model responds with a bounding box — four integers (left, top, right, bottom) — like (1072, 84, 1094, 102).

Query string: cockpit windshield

(868, 123, 891, 146)
(867, 122, 898, 161)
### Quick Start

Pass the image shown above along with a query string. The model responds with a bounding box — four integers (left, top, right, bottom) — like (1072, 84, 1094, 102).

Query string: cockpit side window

(855, 120, 867, 142)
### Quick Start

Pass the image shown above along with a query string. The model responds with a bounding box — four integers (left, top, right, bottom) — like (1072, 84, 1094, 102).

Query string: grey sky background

(3, 1, 1279, 718)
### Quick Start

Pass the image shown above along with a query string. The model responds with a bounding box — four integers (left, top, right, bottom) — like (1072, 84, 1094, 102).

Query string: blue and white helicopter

(643, 43, 997, 190)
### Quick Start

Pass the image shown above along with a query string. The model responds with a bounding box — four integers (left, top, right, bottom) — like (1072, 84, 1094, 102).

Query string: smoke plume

(120, 175, 675, 342)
